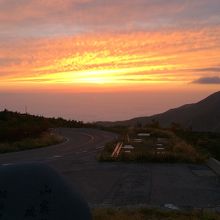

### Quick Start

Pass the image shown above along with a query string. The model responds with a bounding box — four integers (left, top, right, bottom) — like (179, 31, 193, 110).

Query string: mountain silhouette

(98, 91, 220, 132)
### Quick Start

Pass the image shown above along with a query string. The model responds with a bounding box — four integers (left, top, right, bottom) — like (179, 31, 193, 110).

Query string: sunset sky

(0, 0, 220, 120)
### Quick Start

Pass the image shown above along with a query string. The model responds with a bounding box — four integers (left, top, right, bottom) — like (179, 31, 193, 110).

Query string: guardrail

(111, 142, 123, 158)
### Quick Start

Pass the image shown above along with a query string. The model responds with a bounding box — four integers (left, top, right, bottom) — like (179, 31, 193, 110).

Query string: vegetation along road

(0, 128, 220, 209)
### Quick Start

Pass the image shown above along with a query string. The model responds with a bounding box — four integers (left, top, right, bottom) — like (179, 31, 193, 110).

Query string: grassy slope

(0, 109, 86, 153)
(97, 91, 220, 133)
(93, 208, 220, 220)
(175, 130, 220, 161)
(99, 128, 206, 163)
(0, 132, 64, 153)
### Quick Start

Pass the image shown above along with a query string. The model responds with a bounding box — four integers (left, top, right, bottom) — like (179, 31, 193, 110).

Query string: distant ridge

(97, 91, 220, 132)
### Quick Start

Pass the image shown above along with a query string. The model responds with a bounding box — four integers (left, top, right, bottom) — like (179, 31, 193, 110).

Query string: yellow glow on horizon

(9, 63, 178, 86)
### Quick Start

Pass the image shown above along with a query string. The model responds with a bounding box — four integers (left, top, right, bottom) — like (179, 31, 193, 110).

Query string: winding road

(0, 128, 220, 209)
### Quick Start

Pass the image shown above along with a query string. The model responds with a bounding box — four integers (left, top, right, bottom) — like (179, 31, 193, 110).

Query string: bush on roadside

(0, 132, 64, 153)
(93, 208, 220, 220)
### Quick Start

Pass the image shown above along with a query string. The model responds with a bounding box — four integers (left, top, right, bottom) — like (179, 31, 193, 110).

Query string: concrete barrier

(207, 157, 220, 175)
(0, 163, 92, 220)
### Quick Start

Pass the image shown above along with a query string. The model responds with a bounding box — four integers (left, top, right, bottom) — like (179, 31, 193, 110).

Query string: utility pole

(25, 105, 28, 114)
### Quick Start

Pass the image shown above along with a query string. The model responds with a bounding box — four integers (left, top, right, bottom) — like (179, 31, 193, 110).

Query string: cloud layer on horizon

(193, 76, 220, 84)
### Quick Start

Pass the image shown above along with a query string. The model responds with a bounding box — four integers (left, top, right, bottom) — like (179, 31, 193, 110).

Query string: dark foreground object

(0, 163, 91, 220)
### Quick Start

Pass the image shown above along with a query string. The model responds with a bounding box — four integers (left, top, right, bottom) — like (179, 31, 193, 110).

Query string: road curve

(0, 128, 220, 208)
(0, 128, 117, 165)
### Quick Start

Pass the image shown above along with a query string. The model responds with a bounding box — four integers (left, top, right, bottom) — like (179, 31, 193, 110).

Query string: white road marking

(53, 155, 63, 158)
(2, 163, 13, 166)
(76, 150, 88, 154)
(96, 146, 104, 150)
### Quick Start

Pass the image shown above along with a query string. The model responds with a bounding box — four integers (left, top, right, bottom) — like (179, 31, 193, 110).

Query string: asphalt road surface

(0, 128, 220, 209)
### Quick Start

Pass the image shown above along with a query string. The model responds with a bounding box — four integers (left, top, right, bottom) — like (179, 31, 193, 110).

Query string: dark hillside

(97, 91, 220, 132)
(0, 109, 85, 142)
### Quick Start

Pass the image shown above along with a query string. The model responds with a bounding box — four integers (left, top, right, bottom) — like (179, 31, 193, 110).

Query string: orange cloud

(0, 27, 220, 91)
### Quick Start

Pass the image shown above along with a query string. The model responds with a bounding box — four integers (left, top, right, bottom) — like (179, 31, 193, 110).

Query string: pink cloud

(0, 0, 219, 36)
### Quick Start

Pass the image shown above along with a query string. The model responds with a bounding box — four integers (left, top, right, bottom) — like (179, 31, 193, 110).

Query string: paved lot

(0, 128, 220, 208)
